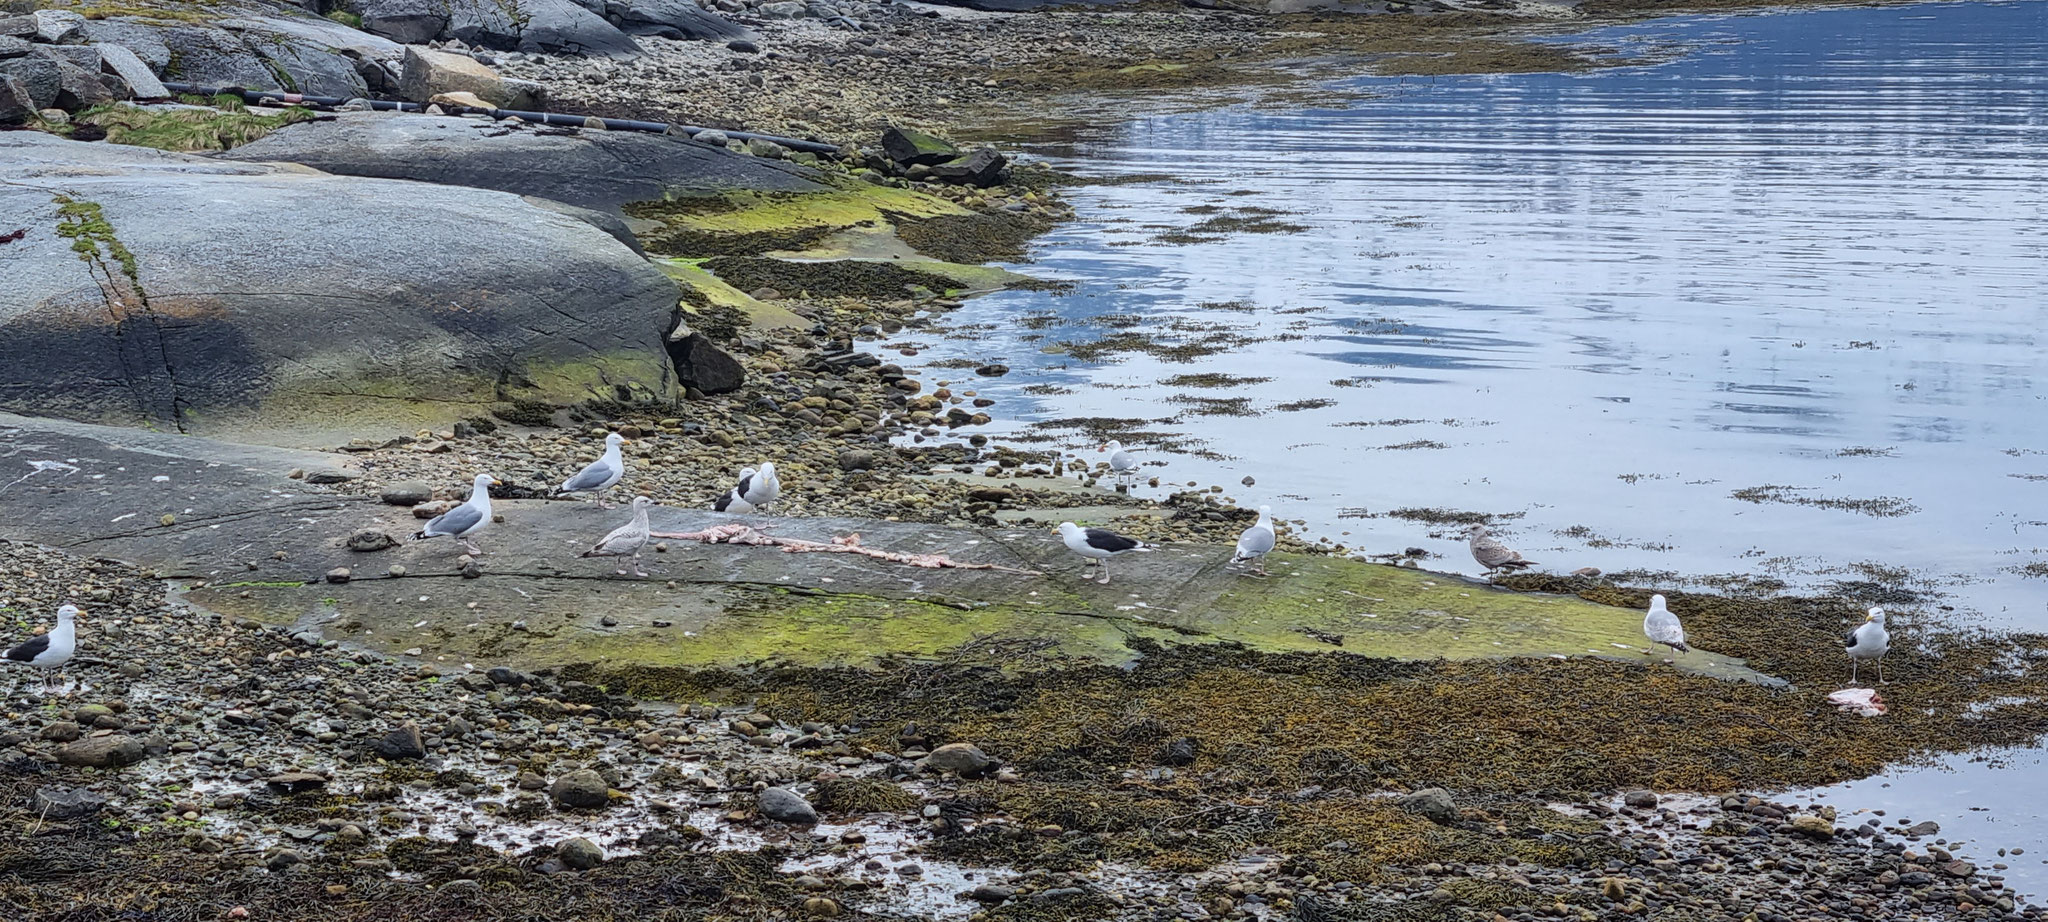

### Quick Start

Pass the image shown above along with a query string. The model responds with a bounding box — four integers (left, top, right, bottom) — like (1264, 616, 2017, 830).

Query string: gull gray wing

(426, 502, 485, 538)
(561, 458, 620, 493)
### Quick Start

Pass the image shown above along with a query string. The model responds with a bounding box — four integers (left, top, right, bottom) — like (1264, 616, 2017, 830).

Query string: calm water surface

(911, 0, 2048, 889)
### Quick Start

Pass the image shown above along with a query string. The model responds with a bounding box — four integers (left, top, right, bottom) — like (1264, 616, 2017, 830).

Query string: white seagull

(1058, 521, 1154, 585)
(1847, 607, 1890, 685)
(1465, 524, 1534, 575)
(1102, 441, 1140, 481)
(556, 432, 628, 508)
(413, 473, 500, 556)
(1642, 593, 1690, 656)
(581, 495, 656, 577)
(4, 604, 80, 693)
(1230, 505, 1276, 576)
(716, 462, 780, 514)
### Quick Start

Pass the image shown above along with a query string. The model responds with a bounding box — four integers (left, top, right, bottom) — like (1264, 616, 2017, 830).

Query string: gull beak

(491, 479, 503, 486)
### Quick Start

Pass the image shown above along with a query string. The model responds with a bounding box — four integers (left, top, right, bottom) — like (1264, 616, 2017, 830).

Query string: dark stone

(446, 0, 642, 56)
(669, 332, 745, 395)
(930, 148, 1008, 188)
(727, 38, 759, 53)
(596, 0, 751, 41)
(264, 771, 328, 793)
(39, 721, 83, 742)
(32, 785, 106, 819)
(55, 734, 146, 768)
(486, 666, 528, 686)
(550, 769, 611, 809)
(974, 363, 1009, 377)
(1154, 737, 1198, 766)
(0, 36, 30, 59)
(879, 125, 958, 167)
(0, 75, 29, 125)
(380, 482, 433, 506)
(352, 0, 450, 44)
(371, 723, 426, 760)
(0, 16, 35, 39)
(557, 836, 604, 869)
(0, 54, 59, 110)
(969, 885, 1015, 904)
(1623, 790, 1658, 808)
(757, 786, 819, 825)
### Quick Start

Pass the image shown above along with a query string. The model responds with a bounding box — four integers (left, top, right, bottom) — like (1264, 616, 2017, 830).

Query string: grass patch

(74, 102, 314, 153)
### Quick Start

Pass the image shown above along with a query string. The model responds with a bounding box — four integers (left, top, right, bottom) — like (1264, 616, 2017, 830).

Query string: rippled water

(910, 0, 2048, 887)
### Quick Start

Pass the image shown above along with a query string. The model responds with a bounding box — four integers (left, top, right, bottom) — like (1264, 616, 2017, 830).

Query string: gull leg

(1099, 558, 1112, 585)
(1878, 657, 1888, 685)
(463, 540, 483, 557)
(632, 552, 648, 579)
(1851, 659, 1860, 686)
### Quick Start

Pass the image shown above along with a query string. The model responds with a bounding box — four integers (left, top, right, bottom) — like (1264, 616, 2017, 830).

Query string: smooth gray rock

(219, 112, 827, 213)
(920, 742, 996, 777)
(33, 786, 108, 818)
(596, 0, 751, 41)
(353, 0, 450, 44)
(757, 787, 819, 825)
(1398, 787, 1459, 825)
(0, 133, 679, 438)
(557, 836, 604, 869)
(446, 0, 641, 56)
(95, 43, 168, 99)
(56, 735, 146, 768)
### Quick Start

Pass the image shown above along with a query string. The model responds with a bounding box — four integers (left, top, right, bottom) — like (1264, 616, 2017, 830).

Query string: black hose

(159, 81, 840, 155)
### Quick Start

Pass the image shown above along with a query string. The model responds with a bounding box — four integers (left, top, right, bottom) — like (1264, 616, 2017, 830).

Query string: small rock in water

(550, 769, 611, 810)
(920, 742, 995, 777)
(1623, 790, 1658, 808)
(757, 787, 819, 825)
(264, 771, 328, 794)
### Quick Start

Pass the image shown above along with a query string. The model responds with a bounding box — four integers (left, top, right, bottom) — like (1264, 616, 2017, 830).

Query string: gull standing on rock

(717, 461, 780, 514)
(1847, 607, 1890, 685)
(4, 604, 80, 694)
(1058, 521, 1154, 585)
(1230, 505, 1277, 576)
(1465, 524, 1534, 575)
(1642, 593, 1690, 656)
(555, 432, 628, 509)
(581, 496, 656, 577)
(413, 473, 499, 556)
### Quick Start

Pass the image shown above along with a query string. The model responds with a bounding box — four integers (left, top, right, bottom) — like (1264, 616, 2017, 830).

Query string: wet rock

(1399, 787, 1458, 825)
(380, 482, 434, 506)
(550, 769, 612, 809)
(40, 721, 83, 743)
(56, 734, 145, 768)
(371, 723, 426, 760)
(265, 847, 307, 871)
(920, 742, 995, 777)
(557, 836, 604, 870)
(1787, 814, 1835, 839)
(265, 771, 328, 794)
(880, 125, 958, 167)
(1623, 790, 1658, 808)
(486, 666, 529, 686)
(31, 785, 105, 819)
(757, 786, 819, 825)
(1904, 820, 1940, 836)
(837, 449, 876, 471)
(969, 884, 1015, 903)
(931, 148, 1008, 187)
(974, 363, 1009, 377)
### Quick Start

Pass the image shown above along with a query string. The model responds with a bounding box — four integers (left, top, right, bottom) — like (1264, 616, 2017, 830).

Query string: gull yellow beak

(492, 479, 503, 486)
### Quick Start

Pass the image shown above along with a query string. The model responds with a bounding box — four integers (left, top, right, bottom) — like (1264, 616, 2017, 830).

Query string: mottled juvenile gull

(1847, 607, 1890, 685)
(1058, 521, 1154, 585)
(413, 473, 499, 556)
(581, 496, 656, 577)
(555, 432, 628, 508)
(1642, 593, 1690, 655)
(1230, 505, 1276, 576)
(4, 604, 79, 693)
(1465, 524, 1534, 574)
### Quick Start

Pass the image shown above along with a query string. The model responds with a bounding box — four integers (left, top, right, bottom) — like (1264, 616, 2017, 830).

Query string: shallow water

(922, 0, 2048, 622)
(913, 0, 2048, 891)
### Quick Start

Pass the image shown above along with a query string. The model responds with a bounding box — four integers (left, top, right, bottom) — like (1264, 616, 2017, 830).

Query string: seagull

(1230, 505, 1276, 576)
(1102, 441, 1140, 481)
(1847, 607, 1890, 685)
(413, 473, 499, 556)
(714, 466, 757, 514)
(1642, 593, 1690, 656)
(555, 432, 628, 509)
(1465, 524, 1534, 575)
(1058, 521, 1154, 585)
(581, 496, 656, 577)
(716, 462, 780, 514)
(4, 604, 80, 694)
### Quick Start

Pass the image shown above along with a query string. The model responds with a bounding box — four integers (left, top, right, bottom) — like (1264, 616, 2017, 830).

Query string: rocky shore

(8, 0, 2048, 918)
